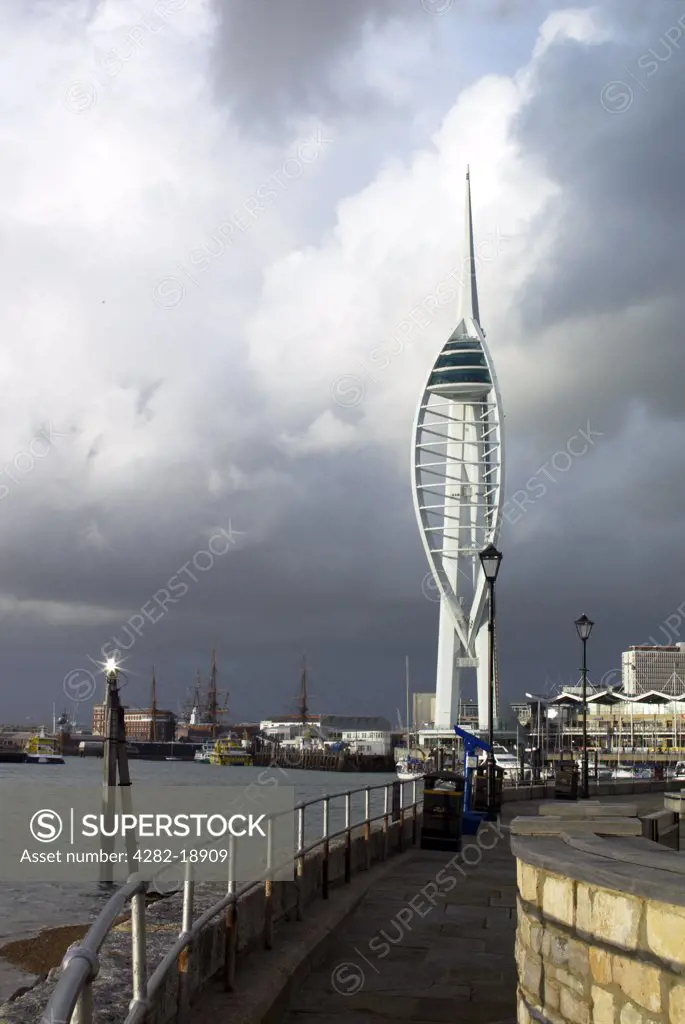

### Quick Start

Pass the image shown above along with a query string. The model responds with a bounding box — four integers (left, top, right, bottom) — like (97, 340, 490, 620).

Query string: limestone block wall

(514, 840, 685, 1024)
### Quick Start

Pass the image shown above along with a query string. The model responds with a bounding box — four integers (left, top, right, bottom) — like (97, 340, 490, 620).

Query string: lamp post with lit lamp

(101, 657, 136, 881)
(102, 657, 131, 789)
(575, 614, 594, 798)
(479, 542, 502, 819)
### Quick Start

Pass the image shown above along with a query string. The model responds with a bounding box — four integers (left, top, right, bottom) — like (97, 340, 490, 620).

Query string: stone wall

(513, 833, 685, 1024)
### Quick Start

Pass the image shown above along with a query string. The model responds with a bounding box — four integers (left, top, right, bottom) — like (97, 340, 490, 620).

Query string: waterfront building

(91, 704, 176, 741)
(411, 168, 504, 731)
(622, 644, 685, 695)
(259, 714, 392, 753)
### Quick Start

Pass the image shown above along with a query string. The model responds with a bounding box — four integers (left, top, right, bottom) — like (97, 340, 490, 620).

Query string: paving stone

(435, 925, 487, 946)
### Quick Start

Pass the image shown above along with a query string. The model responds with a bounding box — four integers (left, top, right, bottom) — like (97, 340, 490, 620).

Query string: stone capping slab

(563, 833, 685, 874)
(537, 800, 638, 818)
(664, 791, 685, 811)
(510, 816, 642, 837)
(511, 834, 685, 909)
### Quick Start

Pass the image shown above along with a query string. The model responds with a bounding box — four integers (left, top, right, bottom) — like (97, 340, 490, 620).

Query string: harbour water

(0, 758, 400, 1002)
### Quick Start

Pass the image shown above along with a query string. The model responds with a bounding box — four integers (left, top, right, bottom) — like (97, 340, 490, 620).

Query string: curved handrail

(41, 779, 419, 1024)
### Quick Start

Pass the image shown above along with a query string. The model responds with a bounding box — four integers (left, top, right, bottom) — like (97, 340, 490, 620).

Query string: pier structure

(411, 168, 505, 732)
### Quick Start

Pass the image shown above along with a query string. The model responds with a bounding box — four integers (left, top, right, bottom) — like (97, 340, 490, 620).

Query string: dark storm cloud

(0, 446, 434, 721)
(209, 0, 549, 129)
(210, 0, 417, 126)
(514, 0, 685, 332)
(481, 0, 685, 702)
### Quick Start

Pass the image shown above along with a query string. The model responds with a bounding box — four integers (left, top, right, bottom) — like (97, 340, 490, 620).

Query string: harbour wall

(250, 746, 394, 772)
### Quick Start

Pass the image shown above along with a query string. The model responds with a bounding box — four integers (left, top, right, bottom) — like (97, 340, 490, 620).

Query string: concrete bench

(642, 808, 680, 849)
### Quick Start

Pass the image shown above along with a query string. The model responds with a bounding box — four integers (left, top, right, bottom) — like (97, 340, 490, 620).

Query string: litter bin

(420, 772, 464, 851)
(554, 764, 579, 800)
(472, 766, 504, 815)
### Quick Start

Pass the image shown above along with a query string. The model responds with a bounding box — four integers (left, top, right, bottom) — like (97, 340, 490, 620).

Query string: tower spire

(460, 165, 480, 326)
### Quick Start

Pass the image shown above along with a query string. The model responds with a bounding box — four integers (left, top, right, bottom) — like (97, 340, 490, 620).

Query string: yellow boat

(25, 734, 65, 764)
(208, 738, 253, 766)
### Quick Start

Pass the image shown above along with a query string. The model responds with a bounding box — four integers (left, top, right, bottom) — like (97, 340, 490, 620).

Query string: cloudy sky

(0, 0, 683, 726)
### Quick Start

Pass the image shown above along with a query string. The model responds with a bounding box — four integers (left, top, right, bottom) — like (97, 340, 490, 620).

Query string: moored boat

(25, 734, 64, 765)
(208, 738, 253, 766)
(395, 756, 426, 781)
(194, 738, 253, 766)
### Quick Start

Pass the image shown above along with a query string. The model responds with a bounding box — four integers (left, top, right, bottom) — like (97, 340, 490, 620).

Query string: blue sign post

(454, 725, 492, 834)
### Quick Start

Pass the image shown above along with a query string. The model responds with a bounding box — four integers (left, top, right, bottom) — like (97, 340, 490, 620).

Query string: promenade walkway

(281, 824, 517, 1024)
(189, 791, 669, 1024)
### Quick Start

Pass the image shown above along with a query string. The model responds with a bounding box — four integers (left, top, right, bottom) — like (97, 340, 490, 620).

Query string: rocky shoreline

(0, 884, 222, 1023)
(0, 924, 91, 978)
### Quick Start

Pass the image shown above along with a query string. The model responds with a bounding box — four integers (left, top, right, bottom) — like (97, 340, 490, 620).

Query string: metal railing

(40, 780, 422, 1024)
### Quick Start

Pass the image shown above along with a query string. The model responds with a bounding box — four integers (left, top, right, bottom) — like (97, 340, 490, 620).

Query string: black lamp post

(479, 542, 503, 820)
(575, 614, 594, 798)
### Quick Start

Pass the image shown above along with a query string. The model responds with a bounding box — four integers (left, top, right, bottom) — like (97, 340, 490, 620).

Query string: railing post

(295, 806, 305, 921)
(176, 862, 194, 1024)
(55, 940, 99, 1024)
(412, 779, 418, 845)
(322, 796, 330, 899)
(344, 792, 352, 882)
(398, 782, 405, 852)
(382, 785, 389, 860)
(264, 817, 274, 949)
(72, 982, 93, 1024)
(130, 885, 148, 1018)
(364, 787, 371, 870)
(224, 835, 237, 992)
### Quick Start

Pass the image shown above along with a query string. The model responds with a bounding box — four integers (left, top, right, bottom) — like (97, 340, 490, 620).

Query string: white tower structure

(411, 168, 505, 731)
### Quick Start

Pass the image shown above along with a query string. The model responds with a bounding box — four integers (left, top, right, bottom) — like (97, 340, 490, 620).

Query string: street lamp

(479, 542, 502, 819)
(575, 614, 594, 798)
(525, 692, 544, 782)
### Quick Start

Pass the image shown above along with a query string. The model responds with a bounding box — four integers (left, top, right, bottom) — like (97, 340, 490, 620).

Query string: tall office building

(622, 645, 685, 695)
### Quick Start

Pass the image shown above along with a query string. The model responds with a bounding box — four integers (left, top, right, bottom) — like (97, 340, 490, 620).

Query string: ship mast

(298, 656, 309, 726)
(208, 647, 218, 739)
(149, 666, 157, 741)
(405, 655, 410, 753)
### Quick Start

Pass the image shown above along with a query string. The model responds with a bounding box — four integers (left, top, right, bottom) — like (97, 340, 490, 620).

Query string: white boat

(480, 744, 521, 780)
(396, 757, 426, 781)
(194, 741, 213, 763)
